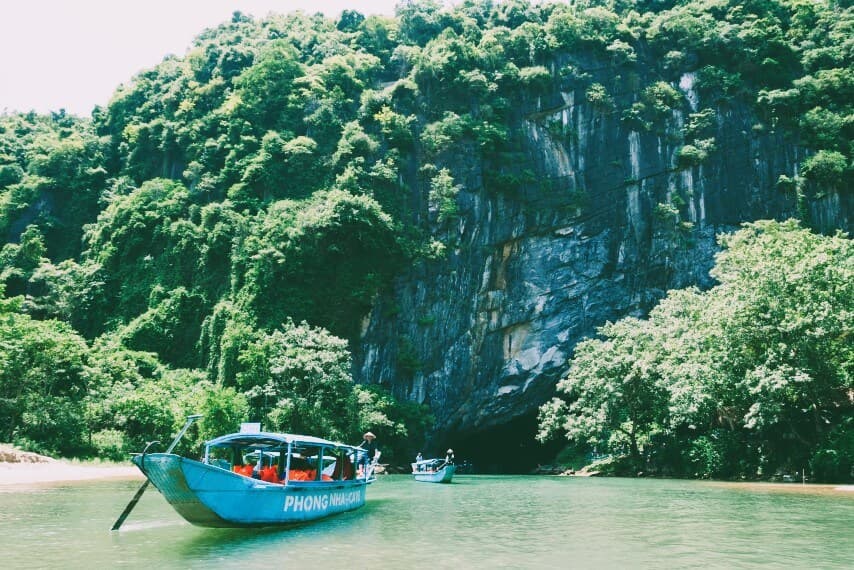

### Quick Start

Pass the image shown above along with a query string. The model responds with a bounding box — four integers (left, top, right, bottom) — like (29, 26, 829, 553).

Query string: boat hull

(412, 465, 455, 483)
(134, 454, 367, 527)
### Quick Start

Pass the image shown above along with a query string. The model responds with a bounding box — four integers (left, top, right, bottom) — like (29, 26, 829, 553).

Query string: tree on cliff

(538, 317, 670, 469)
(540, 220, 853, 481)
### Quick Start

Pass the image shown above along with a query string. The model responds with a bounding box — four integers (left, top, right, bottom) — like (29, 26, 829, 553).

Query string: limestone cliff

(354, 61, 851, 458)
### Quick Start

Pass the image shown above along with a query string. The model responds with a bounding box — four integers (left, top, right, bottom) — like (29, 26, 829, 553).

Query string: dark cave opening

(439, 412, 565, 474)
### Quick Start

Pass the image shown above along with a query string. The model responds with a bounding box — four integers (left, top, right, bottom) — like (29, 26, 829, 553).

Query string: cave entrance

(441, 412, 564, 474)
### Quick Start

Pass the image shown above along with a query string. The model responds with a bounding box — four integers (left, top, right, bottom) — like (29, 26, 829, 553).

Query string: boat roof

(205, 431, 358, 450)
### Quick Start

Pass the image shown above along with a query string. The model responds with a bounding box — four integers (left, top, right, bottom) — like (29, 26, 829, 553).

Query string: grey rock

(354, 63, 851, 445)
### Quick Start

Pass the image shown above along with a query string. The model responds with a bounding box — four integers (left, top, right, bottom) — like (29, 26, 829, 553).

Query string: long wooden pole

(110, 414, 203, 531)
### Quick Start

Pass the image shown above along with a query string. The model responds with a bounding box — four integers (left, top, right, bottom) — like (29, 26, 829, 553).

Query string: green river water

(1, 475, 851, 569)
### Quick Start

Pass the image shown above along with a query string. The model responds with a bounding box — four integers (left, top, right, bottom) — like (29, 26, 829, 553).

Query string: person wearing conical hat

(358, 431, 378, 463)
(445, 448, 455, 465)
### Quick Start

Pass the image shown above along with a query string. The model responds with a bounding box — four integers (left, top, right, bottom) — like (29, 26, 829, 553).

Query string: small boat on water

(132, 424, 377, 528)
(411, 459, 456, 483)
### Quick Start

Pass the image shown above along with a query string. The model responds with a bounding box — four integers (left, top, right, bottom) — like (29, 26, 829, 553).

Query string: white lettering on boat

(283, 490, 362, 512)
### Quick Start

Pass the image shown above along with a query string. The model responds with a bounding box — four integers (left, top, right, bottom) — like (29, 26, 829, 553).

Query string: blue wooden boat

(132, 427, 376, 527)
(411, 459, 456, 483)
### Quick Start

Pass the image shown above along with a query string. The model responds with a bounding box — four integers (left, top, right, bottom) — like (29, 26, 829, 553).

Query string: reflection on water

(0, 476, 852, 569)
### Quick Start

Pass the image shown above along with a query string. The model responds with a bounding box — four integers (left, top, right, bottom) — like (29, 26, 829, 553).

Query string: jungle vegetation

(539, 220, 852, 482)
(0, 1, 851, 476)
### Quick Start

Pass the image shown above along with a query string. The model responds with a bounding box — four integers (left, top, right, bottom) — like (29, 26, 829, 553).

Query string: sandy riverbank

(0, 444, 141, 486)
(705, 480, 854, 496)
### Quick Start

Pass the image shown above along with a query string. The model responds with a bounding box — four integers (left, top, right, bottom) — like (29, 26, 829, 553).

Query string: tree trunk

(629, 431, 641, 470)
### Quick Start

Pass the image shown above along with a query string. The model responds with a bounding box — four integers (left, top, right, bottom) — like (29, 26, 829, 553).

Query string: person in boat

(415, 451, 424, 472)
(444, 449, 455, 465)
(244, 456, 261, 479)
(359, 432, 378, 460)
(357, 431, 378, 474)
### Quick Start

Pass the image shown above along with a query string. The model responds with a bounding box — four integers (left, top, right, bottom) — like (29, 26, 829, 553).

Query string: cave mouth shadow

(441, 412, 563, 474)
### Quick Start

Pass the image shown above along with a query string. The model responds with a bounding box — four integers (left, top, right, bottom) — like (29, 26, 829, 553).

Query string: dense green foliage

(0, 1, 851, 467)
(539, 221, 853, 482)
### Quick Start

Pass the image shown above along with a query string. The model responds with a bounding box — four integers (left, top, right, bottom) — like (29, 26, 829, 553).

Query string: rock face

(353, 67, 851, 449)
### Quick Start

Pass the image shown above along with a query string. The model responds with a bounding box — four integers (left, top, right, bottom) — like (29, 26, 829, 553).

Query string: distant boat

(132, 427, 377, 527)
(411, 459, 455, 483)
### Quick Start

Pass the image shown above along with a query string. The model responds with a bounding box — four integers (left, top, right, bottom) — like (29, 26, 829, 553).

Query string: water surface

(1, 475, 851, 568)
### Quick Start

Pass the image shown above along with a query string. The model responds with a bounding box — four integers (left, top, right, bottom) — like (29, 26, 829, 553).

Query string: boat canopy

(205, 432, 357, 451)
(199, 430, 373, 487)
(414, 458, 444, 466)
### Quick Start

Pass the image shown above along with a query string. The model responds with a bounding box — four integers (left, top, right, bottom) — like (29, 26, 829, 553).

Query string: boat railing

(364, 451, 380, 483)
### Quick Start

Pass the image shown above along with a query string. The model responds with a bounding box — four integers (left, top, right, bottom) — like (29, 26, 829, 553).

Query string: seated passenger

(260, 466, 279, 483)
(343, 456, 354, 479)
(289, 469, 310, 481)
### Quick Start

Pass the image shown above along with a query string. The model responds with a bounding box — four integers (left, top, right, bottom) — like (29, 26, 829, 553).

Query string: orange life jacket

(289, 469, 309, 481)
(260, 466, 279, 483)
